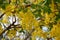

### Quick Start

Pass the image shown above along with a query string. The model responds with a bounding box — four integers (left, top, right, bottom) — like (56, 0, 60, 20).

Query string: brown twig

(24, 29, 35, 40)
(25, 4, 31, 8)
(0, 15, 16, 36)
(0, 21, 15, 36)
(0, 13, 5, 18)
(47, 38, 52, 40)
(9, 0, 11, 4)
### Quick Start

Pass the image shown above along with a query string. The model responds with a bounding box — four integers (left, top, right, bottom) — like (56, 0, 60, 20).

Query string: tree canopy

(0, 0, 60, 40)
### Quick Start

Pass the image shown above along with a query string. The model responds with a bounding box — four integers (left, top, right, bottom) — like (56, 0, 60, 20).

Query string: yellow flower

(44, 13, 50, 24)
(0, 26, 3, 34)
(2, 15, 8, 23)
(5, 4, 15, 12)
(21, 12, 35, 31)
(55, 37, 60, 40)
(11, 0, 16, 2)
(31, 0, 44, 4)
(20, 0, 24, 4)
(19, 11, 24, 18)
(50, 24, 60, 37)
(49, 0, 55, 12)
(7, 29, 16, 38)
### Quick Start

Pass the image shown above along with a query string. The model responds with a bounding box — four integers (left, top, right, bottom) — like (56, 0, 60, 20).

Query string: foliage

(0, 0, 60, 40)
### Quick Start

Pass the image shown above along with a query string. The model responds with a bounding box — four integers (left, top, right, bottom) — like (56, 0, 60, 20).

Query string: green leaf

(55, 13, 60, 21)
(19, 29, 25, 33)
(42, 6, 51, 13)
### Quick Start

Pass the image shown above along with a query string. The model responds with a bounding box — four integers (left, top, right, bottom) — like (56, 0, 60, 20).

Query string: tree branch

(25, 4, 31, 8)
(0, 13, 5, 18)
(9, 0, 11, 4)
(0, 22, 15, 36)
(0, 15, 16, 36)
(24, 29, 35, 40)
(47, 38, 52, 40)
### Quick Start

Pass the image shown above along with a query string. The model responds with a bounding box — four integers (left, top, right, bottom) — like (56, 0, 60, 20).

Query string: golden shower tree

(0, 0, 60, 40)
